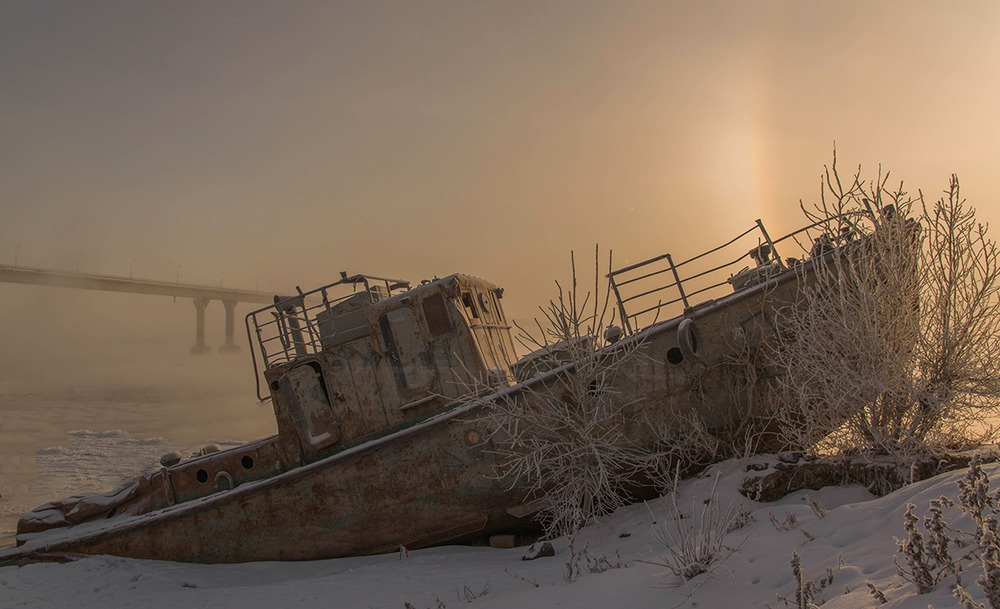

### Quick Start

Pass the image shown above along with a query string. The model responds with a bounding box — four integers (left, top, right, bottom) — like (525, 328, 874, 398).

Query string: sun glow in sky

(1, 1, 998, 355)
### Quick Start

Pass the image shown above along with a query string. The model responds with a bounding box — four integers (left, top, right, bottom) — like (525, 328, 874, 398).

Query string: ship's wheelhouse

(247, 273, 517, 466)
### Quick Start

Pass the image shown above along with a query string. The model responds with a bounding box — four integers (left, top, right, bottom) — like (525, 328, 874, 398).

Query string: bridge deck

(0, 264, 274, 304)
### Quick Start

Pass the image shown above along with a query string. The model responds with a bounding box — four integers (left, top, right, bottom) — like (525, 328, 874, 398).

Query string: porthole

(666, 347, 684, 364)
(241, 455, 255, 470)
(196, 469, 209, 484)
(478, 292, 493, 314)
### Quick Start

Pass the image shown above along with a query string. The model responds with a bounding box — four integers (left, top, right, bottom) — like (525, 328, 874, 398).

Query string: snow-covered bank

(1, 456, 994, 609)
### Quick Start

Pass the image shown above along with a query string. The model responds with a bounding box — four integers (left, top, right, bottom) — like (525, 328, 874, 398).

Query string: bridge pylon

(219, 299, 240, 354)
(191, 298, 211, 355)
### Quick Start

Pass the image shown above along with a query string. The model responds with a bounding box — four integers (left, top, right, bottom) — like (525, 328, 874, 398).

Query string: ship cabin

(248, 273, 520, 468)
(14, 273, 523, 537)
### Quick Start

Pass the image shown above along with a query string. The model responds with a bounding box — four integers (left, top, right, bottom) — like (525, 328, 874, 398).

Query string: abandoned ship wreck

(1, 211, 892, 564)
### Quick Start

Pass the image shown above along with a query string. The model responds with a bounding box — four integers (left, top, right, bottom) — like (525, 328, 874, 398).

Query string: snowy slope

(2, 456, 995, 609)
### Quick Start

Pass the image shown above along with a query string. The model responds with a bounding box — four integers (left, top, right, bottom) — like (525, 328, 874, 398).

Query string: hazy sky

(1, 1, 998, 358)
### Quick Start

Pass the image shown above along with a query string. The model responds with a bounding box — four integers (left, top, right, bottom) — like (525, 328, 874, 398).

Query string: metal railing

(245, 273, 411, 398)
(608, 212, 876, 335)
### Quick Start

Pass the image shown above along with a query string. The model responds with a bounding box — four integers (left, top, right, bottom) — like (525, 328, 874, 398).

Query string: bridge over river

(0, 264, 275, 354)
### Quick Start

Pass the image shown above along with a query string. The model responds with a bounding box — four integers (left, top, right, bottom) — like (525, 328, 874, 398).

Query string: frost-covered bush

(771, 156, 1000, 456)
(481, 249, 674, 538)
(481, 247, 763, 540)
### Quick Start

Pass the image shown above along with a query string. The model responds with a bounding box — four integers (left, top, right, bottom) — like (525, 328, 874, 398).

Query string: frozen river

(0, 350, 276, 543)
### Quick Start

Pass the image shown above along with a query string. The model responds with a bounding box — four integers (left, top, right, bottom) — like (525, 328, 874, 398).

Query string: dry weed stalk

(644, 470, 750, 583)
(894, 454, 1000, 606)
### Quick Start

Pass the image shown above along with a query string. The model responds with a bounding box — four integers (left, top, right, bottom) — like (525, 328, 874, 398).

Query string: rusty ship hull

(1, 215, 877, 564)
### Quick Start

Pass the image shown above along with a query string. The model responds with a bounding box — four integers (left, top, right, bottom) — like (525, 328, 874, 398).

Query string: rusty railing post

(755, 219, 784, 269)
(607, 273, 633, 336)
(666, 253, 689, 310)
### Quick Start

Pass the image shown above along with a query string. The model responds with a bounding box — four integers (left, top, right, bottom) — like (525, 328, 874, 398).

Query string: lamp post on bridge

(14, 243, 20, 267)
(130, 259, 135, 280)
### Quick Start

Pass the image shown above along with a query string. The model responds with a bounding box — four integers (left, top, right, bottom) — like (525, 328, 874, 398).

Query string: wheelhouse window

(422, 293, 452, 337)
(461, 292, 480, 320)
